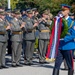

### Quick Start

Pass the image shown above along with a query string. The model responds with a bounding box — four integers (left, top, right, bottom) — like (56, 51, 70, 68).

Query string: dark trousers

(38, 39, 49, 61)
(64, 59, 68, 69)
(22, 40, 26, 56)
(54, 50, 74, 70)
(0, 42, 7, 66)
(11, 42, 22, 65)
(24, 40, 35, 62)
(7, 32, 12, 54)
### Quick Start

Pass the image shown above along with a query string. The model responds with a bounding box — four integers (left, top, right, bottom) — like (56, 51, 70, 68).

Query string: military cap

(26, 8, 31, 11)
(61, 4, 71, 10)
(13, 9, 21, 14)
(26, 9, 33, 14)
(20, 9, 26, 13)
(5, 9, 11, 13)
(32, 8, 37, 11)
(0, 11, 5, 15)
(43, 10, 49, 15)
(69, 12, 75, 16)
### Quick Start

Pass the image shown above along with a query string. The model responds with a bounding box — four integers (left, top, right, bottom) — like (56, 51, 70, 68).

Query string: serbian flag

(46, 17, 62, 59)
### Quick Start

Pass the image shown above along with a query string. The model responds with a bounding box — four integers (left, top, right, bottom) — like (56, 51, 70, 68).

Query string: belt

(4, 26, 7, 28)
(41, 30, 50, 32)
(0, 32, 5, 34)
(27, 29, 36, 32)
(12, 31, 22, 34)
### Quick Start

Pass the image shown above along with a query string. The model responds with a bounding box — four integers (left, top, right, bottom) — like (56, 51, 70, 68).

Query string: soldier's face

(43, 14, 48, 19)
(62, 9, 70, 16)
(28, 13, 33, 18)
(15, 14, 21, 18)
(0, 15, 5, 19)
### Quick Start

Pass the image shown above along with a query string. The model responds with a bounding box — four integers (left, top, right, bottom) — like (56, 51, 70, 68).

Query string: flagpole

(8, 0, 11, 9)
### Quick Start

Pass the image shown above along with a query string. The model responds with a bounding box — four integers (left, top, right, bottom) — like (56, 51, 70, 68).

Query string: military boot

(68, 69, 74, 75)
(52, 68, 59, 75)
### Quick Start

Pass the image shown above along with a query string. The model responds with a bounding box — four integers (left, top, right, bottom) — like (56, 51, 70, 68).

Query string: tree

(11, 0, 19, 10)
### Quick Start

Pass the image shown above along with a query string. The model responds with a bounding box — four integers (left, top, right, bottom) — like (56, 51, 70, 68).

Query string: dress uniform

(0, 11, 10, 69)
(62, 12, 75, 70)
(38, 10, 51, 63)
(10, 10, 23, 67)
(52, 4, 74, 75)
(23, 9, 38, 65)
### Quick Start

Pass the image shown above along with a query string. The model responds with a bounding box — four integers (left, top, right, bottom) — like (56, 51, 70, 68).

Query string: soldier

(10, 9, 24, 67)
(52, 4, 74, 75)
(32, 8, 41, 54)
(0, 11, 10, 69)
(23, 9, 38, 65)
(32, 8, 37, 17)
(32, 8, 41, 21)
(62, 12, 75, 70)
(38, 10, 51, 63)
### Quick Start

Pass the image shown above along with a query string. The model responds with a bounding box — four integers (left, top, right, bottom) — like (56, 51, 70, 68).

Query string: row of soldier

(0, 7, 53, 69)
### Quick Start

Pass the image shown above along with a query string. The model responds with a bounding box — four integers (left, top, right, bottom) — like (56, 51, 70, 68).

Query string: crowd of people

(0, 4, 75, 75)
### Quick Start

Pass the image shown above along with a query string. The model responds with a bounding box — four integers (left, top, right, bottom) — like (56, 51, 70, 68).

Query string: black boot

(52, 68, 59, 75)
(68, 69, 74, 75)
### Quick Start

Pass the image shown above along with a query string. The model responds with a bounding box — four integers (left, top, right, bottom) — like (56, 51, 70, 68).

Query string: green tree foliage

(11, 0, 19, 10)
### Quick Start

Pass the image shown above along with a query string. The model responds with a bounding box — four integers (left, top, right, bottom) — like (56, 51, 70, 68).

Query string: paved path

(0, 55, 75, 75)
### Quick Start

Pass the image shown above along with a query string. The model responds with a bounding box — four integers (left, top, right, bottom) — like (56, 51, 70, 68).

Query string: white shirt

(65, 16, 69, 20)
